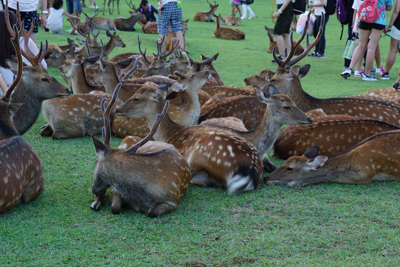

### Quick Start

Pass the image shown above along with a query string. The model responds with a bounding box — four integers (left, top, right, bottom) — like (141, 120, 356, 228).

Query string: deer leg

(91, 192, 105, 211)
(262, 155, 277, 172)
(40, 124, 54, 136)
(52, 128, 83, 139)
(103, 0, 106, 15)
(147, 202, 176, 218)
(110, 190, 123, 214)
(191, 171, 217, 187)
(21, 174, 44, 203)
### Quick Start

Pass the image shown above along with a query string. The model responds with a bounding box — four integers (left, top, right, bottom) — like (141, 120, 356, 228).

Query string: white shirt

(0, 37, 48, 87)
(161, 0, 177, 5)
(47, 7, 65, 31)
(352, 0, 361, 33)
(7, 0, 39, 12)
(314, 0, 326, 16)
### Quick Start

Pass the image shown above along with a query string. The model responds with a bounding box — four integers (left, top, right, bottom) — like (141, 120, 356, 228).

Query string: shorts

(158, 2, 182, 35)
(230, 1, 241, 5)
(273, 3, 293, 35)
(8, 8, 38, 33)
(359, 21, 385, 31)
(391, 26, 400, 40)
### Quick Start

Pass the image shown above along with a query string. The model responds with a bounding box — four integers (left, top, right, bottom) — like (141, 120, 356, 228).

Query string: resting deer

(82, 9, 117, 31)
(114, 1, 145, 31)
(90, 84, 191, 216)
(45, 46, 76, 68)
(243, 69, 276, 89)
(5, 5, 71, 134)
(265, 138, 400, 188)
(69, 9, 90, 36)
(216, 12, 241, 26)
(45, 38, 78, 59)
(272, 115, 400, 159)
(0, 25, 44, 213)
(264, 25, 304, 55)
(115, 84, 263, 194)
(213, 14, 245, 40)
(200, 85, 312, 171)
(70, 20, 103, 58)
(103, 0, 120, 15)
(194, 0, 219, 22)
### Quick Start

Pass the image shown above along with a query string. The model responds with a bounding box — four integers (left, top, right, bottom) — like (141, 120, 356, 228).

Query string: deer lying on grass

(82, 9, 117, 31)
(114, 1, 145, 31)
(69, 9, 90, 35)
(90, 84, 191, 216)
(5, 6, 71, 134)
(70, 20, 103, 58)
(359, 88, 400, 104)
(272, 115, 400, 159)
(216, 12, 241, 26)
(265, 25, 304, 55)
(200, 85, 312, 171)
(213, 14, 245, 40)
(115, 84, 264, 194)
(104, 0, 120, 15)
(194, 0, 219, 22)
(265, 138, 400, 188)
(45, 47, 76, 68)
(0, 26, 44, 213)
(46, 38, 78, 58)
(243, 69, 275, 89)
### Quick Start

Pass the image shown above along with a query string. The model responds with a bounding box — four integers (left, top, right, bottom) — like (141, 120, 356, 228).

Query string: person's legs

(283, 33, 291, 55)
(314, 15, 329, 55)
(344, 24, 353, 69)
(364, 28, 383, 76)
(275, 34, 285, 56)
(235, 5, 242, 17)
(66, 0, 73, 14)
(385, 37, 398, 74)
(73, 0, 82, 12)
(241, 4, 247, 19)
(348, 29, 370, 70)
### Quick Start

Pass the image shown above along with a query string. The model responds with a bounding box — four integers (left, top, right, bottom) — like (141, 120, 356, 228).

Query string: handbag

(343, 38, 359, 60)
(246, 0, 254, 4)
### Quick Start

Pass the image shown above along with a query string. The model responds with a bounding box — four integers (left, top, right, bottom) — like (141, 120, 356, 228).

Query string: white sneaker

(341, 68, 352, 79)
(249, 14, 255, 19)
(363, 74, 379, 81)
(240, 16, 246, 19)
(375, 66, 385, 75)
(354, 70, 366, 78)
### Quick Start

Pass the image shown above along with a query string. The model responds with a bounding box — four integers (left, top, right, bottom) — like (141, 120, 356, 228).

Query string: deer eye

(286, 167, 293, 171)
(284, 106, 291, 110)
(255, 75, 259, 79)
(153, 67, 158, 70)
(133, 98, 139, 102)
(41, 78, 50, 83)
(270, 79, 276, 83)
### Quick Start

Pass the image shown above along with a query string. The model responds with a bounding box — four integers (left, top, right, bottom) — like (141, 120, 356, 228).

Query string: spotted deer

(5, 6, 71, 134)
(264, 25, 304, 55)
(115, 84, 264, 194)
(188, 53, 224, 87)
(213, 14, 245, 40)
(200, 85, 312, 171)
(216, 12, 241, 26)
(69, 20, 103, 58)
(68, 9, 90, 36)
(357, 88, 400, 104)
(265, 137, 400, 188)
(194, 0, 219, 22)
(0, 25, 44, 213)
(45, 46, 76, 68)
(45, 38, 78, 59)
(82, 9, 117, 31)
(272, 115, 400, 159)
(114, 1, 145, 31)
(90, 84, 191, 217)
(243, 69, 276, 89)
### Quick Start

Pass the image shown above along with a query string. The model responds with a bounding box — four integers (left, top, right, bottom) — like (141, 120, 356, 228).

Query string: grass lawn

(1, 0, 400, 266)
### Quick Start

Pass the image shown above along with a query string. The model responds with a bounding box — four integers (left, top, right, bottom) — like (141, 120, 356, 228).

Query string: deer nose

(66, 88, 72, 95)
(263, 176, 269, 184)
(307, 117, 313, 123)
(393, 83, 399, 89)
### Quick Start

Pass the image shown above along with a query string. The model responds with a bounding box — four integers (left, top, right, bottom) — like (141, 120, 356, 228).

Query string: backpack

(325, 0, 336, 15)
(292, 0, 306, 15)
(357, 0, 385, 23)
(336, 0, 354, 39)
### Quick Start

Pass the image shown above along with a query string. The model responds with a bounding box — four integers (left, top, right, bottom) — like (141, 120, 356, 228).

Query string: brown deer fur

(194, 0, 219, 22)
(243, 69, 276, 89)
(114, 11, 145, 31)
(82, 9, 117, 31)
(115, 85, 263, 194)
(213, 14, 245, 40)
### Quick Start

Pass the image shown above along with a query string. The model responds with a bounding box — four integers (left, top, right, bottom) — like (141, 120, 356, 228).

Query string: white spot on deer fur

(69, 111, 73, 115)
(227, 146, 235, 157)
(215, 136, 221, 140)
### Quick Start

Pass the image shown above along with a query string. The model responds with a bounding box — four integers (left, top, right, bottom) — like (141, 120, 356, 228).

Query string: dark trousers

(313, 14, 329, 55)
(344, 24, 352, 67)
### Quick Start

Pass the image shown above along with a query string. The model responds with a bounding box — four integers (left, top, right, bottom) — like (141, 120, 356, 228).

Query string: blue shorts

(157, 2, 182, 35)
(9, 8, 38, 33)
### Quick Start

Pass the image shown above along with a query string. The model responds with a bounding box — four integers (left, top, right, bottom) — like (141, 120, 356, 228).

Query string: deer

(103, 0, 120, 15)
(264, 136, 400, 188)
(194, 0, 219, 22)
(243, 69, 276, 90)
(264, 25, 304, 55)
(70, 20, 103, 58)
(90, 84, 192, 217)
(45, 38, 78, 59)
(4, 5, 71, 135)
(114, 1, 145, 31)
(216, 12, 241, 26)
(68, 9, 90, 36)
(115, 84, 264, 194)
(272, 115, 400, 160)
(0, 25, 44, 214)
(200, 85, 312, 171)
(82, 9, 117, 31)
(355, 88, 400, 104)
(213, 14, 245, 40)
(45, 46, 76, 68)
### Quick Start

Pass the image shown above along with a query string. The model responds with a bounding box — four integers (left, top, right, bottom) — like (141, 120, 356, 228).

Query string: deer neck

(11, 80, 43, 135)
(207, 6, 217, 16)
(177, 86, 201, 126)
(287, 78, 320, 112)
(105, 38, 115, 56)
(102, 65, 120, 94)
(238, 103, 281, 155)
(0, 116, 19, 139)
(73, 63, 101, 94)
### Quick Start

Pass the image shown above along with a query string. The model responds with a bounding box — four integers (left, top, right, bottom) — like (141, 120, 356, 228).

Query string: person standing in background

(272, 0, 293, 60)
(382, 0, 400, 80)
(240, 0, 255, 19)
(308, 0, 329, 58)
(6, 0, 48, 43)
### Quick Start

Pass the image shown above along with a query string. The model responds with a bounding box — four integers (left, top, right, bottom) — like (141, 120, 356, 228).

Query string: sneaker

(89, 5, 94, 8)
(94, 5, 100, 9)
(315, 53, 325, 58)
(341, 68, 352, 79)
(371, 66, 376, 73)
(375, 66, 385, 75)
(354, 70, 366, 78)
(308, 52, 317, 57)
(240, 16, 246, 19)
(271, 56, 285, 63)
(57, 30, 63, 34)
(363, 74, 379, 81)
(66, 28, 72, 33)
(249, 14, 255, 19)
(381, 72, 390, 80)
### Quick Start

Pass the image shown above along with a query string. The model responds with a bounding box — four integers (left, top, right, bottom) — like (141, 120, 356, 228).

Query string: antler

(3, 24, 23, 102)
(160, 39, 179, 59)
(70, 19, 89, 38)
(138, 36, 151, 65)
(86, 20, 100, 39)
(126, 101, 170, 153)
(153, 36, 164, 58)
(126, 0, 137, 11)
(121, 56, 140, 81)
(101, 83, 122, 147)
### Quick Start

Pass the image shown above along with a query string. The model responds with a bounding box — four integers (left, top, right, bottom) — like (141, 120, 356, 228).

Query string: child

(137, 0, 158, 30)
(46, 0, 80, 34)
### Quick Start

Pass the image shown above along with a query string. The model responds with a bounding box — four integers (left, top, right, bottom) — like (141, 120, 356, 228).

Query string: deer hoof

(91, 201, 101, 211)
(283, 183, 292, 189)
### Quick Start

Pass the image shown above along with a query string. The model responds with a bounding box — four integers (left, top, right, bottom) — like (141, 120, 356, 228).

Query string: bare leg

(175, 31, 186, 50)
(364, 29, 383, 76)
(0, 74, 7, 97)
(31, 33, 36, 43)
(282, 33, 291, 55)
(374, 44, 382, 69)
(348, 29, 370, 70)
(385, 37, 398, 73)
(159, 34, 167, 54)
(275, 34, 285, 56)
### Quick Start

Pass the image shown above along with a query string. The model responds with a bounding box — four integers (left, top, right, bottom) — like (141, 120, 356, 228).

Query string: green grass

(1, 0, 400, 266)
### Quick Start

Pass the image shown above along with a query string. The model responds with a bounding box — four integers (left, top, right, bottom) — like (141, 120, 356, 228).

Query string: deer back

(143, 22, 159, 34)
(361, 88, 400, 104)
(114, 12, 145, 31)
(201, 86, 255, 97)
(213, 16, 245, 40)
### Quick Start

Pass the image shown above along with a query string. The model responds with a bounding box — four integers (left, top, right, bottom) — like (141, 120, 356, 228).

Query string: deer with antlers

(115, 84, 263, 194)
(212, 14, 245, 40)
(90, 84, 191, 216)
(194, 0, 219, 22)
(265, 136, 400, 188)
(69, 19, 103, 58)
(4, 4, 71, 134)
(114, 0, 145, 31)
(82, 9, 117, 31)
(215, 12, 241, 26)
(0, 25, 44, 213)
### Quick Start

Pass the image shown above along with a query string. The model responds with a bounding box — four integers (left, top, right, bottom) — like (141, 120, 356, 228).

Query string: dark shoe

(271, 56, 285, 63)
(381, 72, 390, 80)
(308, 52, 317, 57)
(315, 53, 325, 58)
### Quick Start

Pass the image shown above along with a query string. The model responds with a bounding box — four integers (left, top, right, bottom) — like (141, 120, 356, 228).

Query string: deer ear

(75, 38, 86, 46)
(6, 59, 29, 76)
(298, 64, 311, 78)
(117, 58, 133, 70)
(308, 156, 328, 170)
(171, 83, 185, 92)
(289, 66, 300, 78)
(154, 89, 167, 102)
(53, 49, 61, 58)
(106, 30, 111, 37)
(92, 136, 111, 159)
(267, 84, 279, 95)
(173, 71, 186, 78)
(303, 146, 320, 159)
(8, 103, 24, 117)
(74, 55, 85, 65)
(85, 56, 99, 65)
